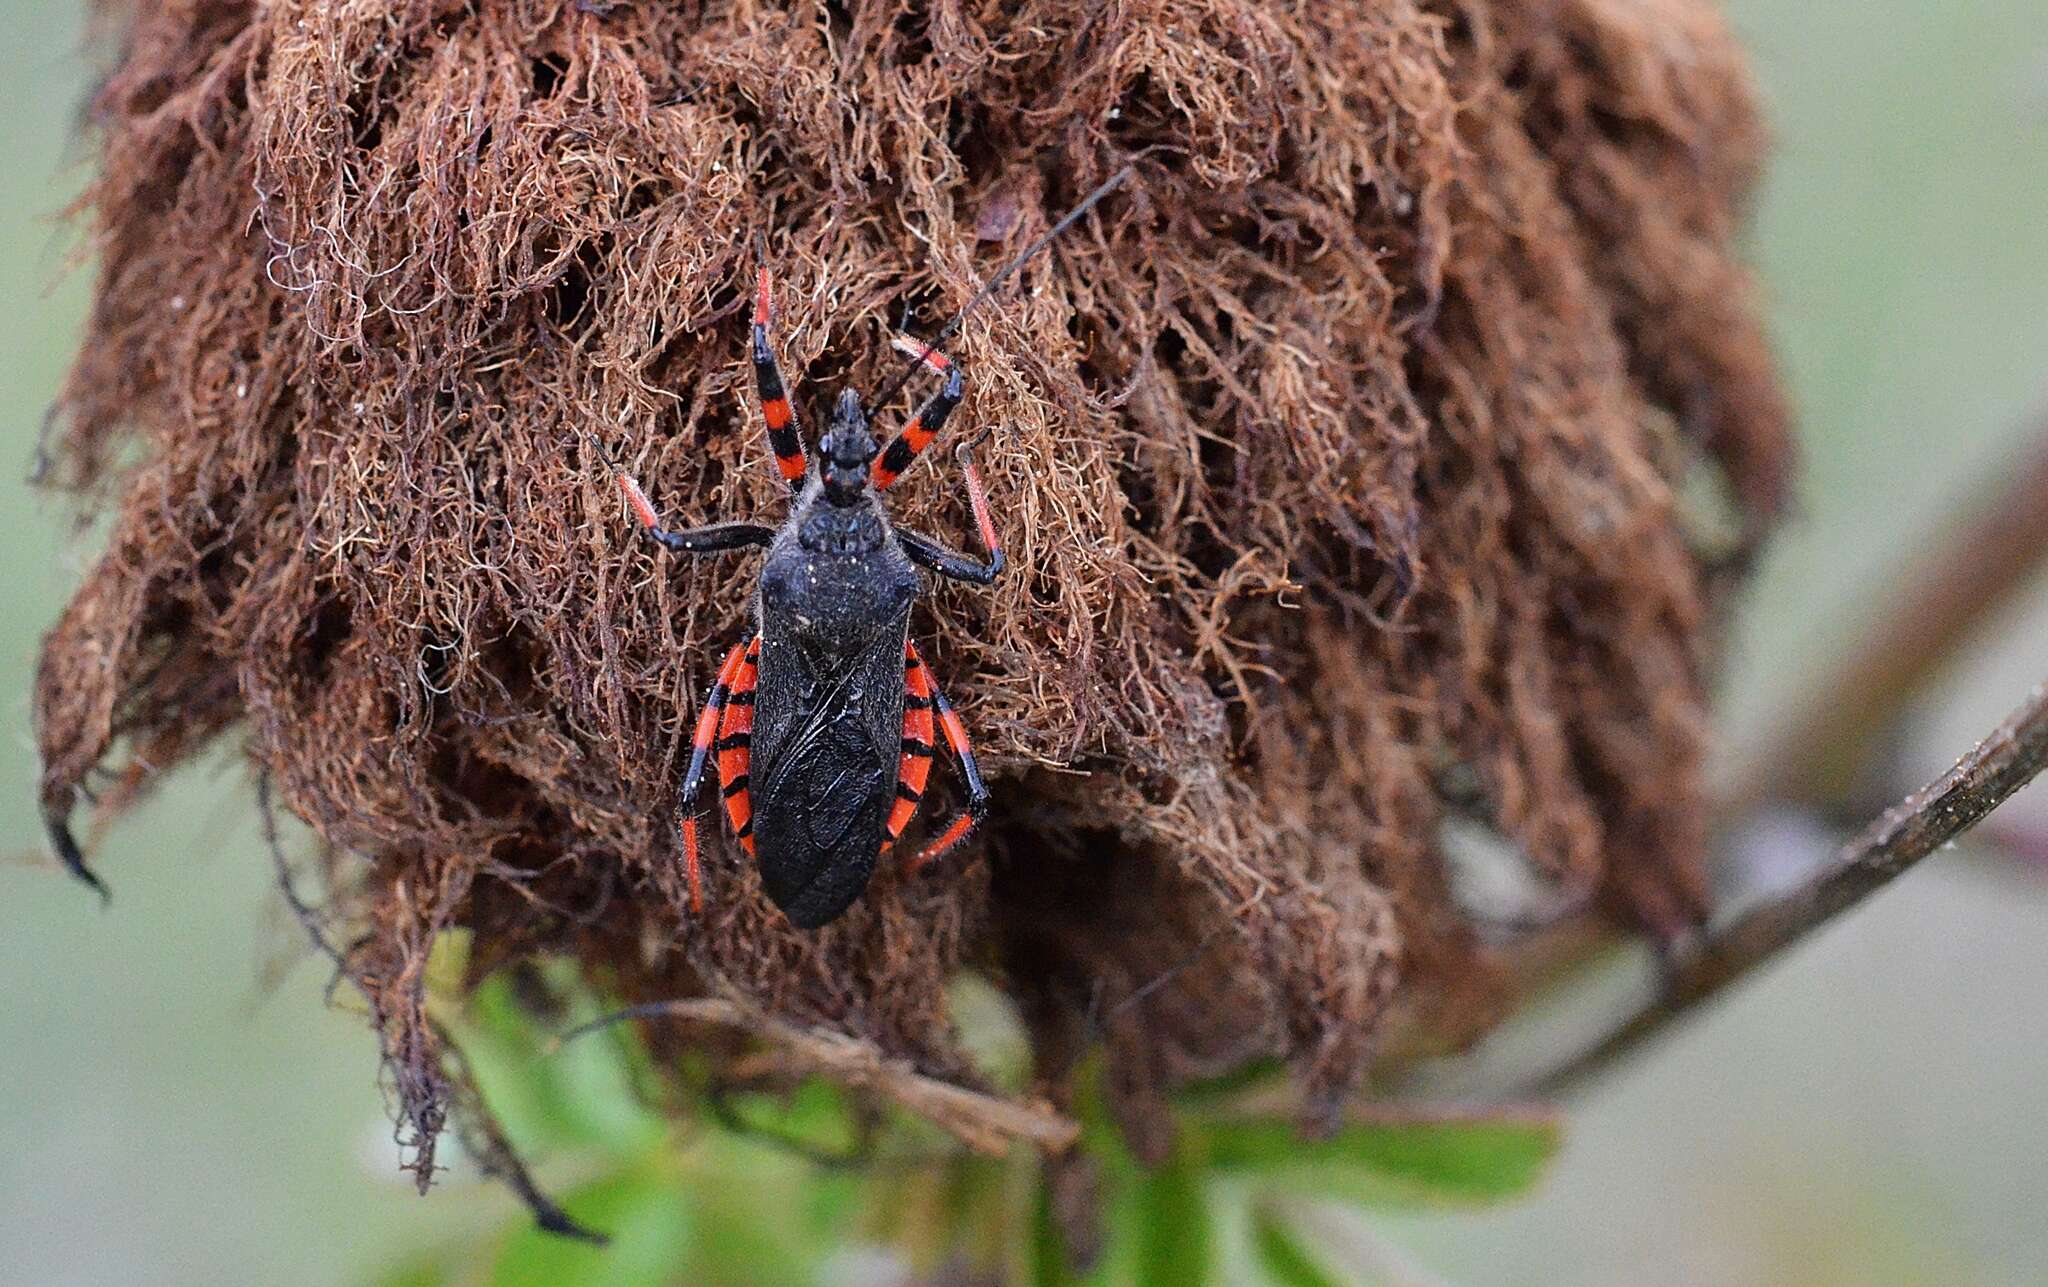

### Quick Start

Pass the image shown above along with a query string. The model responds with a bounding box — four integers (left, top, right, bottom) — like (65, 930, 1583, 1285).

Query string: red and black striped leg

(899, 641, 991, 875)
(871, 336, 965, 491)
(751, 266, 808, 489)
(677, 636, 754, 916)
(912, 686, 991, 872)
(882, 641, 939, 855)
(715, 638, 761, 861)
(878, 338, 1004, 583)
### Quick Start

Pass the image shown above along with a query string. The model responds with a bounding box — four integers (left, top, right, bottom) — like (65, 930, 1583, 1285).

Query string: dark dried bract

(37, 0, 1789, 1169)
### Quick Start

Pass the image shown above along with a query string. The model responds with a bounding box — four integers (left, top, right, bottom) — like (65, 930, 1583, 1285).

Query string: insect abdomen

(754, 722, 891, 927)
(748, 607, 909, 928)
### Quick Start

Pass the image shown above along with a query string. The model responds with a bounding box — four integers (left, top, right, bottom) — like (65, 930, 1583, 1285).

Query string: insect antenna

(870, 163, 1134, 412)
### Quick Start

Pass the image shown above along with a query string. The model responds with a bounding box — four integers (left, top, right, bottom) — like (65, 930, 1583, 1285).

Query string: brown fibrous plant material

(36, 0, 1791, 1189)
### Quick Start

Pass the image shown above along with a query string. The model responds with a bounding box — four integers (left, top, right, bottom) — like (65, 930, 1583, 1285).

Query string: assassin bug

(599, 168, 1130, 930)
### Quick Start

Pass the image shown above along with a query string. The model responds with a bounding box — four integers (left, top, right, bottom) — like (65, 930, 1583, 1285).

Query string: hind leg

(714, 638, 761, 861)
(896, 641, 990, 874)
(675, 637, 753, 915)
(883, 641, 939, 855)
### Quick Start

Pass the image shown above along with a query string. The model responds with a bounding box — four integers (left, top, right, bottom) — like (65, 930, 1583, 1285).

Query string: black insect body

(604, 272, 1004, 929)
(592, 170, 1130, 929)
(749, 392, 967, 924)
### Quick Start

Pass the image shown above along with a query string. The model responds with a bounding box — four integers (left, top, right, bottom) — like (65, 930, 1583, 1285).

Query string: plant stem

(1728, 417, 2048, 812)
(557, 995, 1081, 1155)
(1527, 679, 2048, 1096)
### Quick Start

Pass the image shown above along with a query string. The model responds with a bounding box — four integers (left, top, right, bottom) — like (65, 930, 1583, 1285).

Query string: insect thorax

(759, 498, 919, 660)
(797, 502, 885, 557)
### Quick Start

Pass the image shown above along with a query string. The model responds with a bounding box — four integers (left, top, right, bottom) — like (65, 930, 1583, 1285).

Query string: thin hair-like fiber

(36, 0, 1791, 1175)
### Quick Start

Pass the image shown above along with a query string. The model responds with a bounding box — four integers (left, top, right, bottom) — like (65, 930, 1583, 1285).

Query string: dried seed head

(38, 0, 1789, 1169)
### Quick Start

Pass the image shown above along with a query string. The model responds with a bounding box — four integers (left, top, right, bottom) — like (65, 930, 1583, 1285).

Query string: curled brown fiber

(36, 0, 1790, 1178)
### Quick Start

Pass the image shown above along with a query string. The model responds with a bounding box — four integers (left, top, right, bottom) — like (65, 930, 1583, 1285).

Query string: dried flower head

(37, 0, 1790, 1182)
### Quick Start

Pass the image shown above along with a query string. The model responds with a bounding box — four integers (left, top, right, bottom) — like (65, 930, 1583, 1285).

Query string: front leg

(899, 437, 1006, 585)
(592, 434, 774, 554)
(899, 527, 1003, 585)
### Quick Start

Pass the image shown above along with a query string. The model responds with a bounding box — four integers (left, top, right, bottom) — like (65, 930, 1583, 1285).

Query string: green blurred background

(4, 3, 2045, 1283)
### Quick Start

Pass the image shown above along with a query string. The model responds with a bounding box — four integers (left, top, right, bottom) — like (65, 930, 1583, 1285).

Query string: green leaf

(1202, 1111, 1560, 1209)
(1173, 1058, 1289, 1105)
(541, 1027, 667, 1154)
(1249, 1204, 1346, 1287)
(460, 977, 665, 1155)
(1066, 1123, 1214, 1287)
(369, 1254, 456, 1287)
(684, 1174, 820, 1287)
(490, 1169, 692, 1287)
(945, 972, 1033, 1092)
(1030, 1175, 1082, 1287)
(1128, 1144, 1214, 1287)
(799, 1166, 864, 1244)
(715, 1076, 861, 1160)
(457, 978, 587, 1153)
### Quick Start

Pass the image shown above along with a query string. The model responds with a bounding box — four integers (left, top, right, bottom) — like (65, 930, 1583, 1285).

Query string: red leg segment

(957, 436, 1002, 564)
(896, 641, 992, 874)
(677, 636, 753, 916)
(872, 336, 965, 491)
(883, 642, 939, 852)
(752, 267, 808, 488)
(717, 638, 761, 858)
